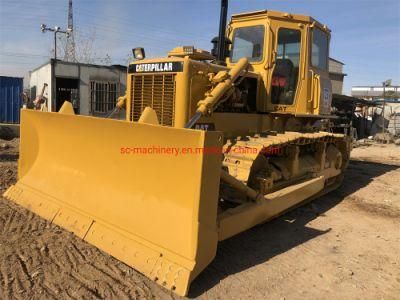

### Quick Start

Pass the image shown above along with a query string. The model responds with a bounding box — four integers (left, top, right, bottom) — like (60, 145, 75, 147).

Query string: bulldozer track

(223, 131, 346, 183)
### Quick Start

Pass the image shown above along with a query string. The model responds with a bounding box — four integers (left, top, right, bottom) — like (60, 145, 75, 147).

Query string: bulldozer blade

(4, 109, 223, 296)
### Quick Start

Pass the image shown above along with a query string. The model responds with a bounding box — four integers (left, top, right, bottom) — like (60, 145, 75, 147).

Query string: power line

(1, 1, 214, 40)
(0, 5, 213, 43)
(0, 51, 50, 58)
(0, 20, 212, 46)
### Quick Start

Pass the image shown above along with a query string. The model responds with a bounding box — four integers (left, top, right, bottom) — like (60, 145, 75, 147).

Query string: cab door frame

(264, 18, 309, 114)
(307, 24, 332, 115)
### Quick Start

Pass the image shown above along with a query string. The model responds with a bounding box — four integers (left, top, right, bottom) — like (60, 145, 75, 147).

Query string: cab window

(230, 25, 265, 63)
(312, 28, 328, 70)
(271, 28, 301, 105)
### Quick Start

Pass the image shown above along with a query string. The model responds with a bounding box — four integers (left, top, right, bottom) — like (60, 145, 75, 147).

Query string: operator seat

(271, 59, 294, 104)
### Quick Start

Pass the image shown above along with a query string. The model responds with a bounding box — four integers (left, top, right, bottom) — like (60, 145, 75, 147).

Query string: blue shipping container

(0, 76, 23, 123)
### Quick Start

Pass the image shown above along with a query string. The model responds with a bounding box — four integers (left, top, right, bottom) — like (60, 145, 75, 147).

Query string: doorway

(55, 77, 79, 113)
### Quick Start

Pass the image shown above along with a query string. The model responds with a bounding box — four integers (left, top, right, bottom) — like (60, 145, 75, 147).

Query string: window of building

(90, 81, 119, 114)
(230, 25, 265, 63)
(312, 28, 328, 70)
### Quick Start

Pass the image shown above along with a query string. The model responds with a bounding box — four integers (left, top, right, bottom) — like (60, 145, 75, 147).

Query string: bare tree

(57, 28, 112, 65)
(99, 54, 112, 65)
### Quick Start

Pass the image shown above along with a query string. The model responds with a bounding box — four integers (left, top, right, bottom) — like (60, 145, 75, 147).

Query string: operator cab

(226, 10, 332, 116)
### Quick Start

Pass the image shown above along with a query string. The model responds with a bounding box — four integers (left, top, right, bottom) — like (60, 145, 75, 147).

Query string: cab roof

(231, 9, 330, 32)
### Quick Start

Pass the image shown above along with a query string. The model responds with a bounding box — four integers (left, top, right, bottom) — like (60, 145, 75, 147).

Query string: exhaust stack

(216, 0, 228, 65)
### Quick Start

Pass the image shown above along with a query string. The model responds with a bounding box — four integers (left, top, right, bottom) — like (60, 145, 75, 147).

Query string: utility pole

(65, 0, 76, 62)
(41, 24, 71, 60)
(382, 79, 392, 134)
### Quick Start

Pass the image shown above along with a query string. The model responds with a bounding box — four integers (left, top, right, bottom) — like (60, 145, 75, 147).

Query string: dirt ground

(0, 139, 399, 300)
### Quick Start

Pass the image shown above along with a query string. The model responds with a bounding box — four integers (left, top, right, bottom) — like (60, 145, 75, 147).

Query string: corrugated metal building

(0, 76, 23, 123)
(29, 59, 127, 117)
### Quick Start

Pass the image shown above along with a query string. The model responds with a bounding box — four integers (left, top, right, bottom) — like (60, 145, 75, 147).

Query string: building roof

(332, 93, 380, 107)
(30, 59, 127, 73)
(329, 57, 345, 65)
(329, 71, 347, 76)
(0, 75, 24, 79)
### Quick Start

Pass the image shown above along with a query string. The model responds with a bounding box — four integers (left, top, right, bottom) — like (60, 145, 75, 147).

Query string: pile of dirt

(0, 126, 17, 141)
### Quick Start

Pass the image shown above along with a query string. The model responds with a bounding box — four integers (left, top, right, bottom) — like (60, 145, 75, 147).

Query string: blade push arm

(185, 57, 249, 128)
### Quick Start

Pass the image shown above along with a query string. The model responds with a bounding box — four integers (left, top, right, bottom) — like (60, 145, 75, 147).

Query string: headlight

(132, 47, 145, 60)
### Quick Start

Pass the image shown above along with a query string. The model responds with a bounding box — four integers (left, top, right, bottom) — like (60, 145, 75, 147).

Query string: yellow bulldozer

(4, 1, 351, 296)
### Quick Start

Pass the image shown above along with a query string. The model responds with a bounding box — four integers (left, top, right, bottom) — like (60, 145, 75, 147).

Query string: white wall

(54, 63, 79, 78)
(78, 65, 126, 115)
(29, 63, 52, 110)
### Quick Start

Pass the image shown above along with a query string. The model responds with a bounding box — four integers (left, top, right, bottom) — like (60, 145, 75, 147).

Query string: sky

(0, 0, 399, 94)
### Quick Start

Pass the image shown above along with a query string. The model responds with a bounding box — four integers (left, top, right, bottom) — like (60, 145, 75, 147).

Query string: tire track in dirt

(40, 283, 59, 300)
(0, 262, 13, 300)
(15, 253, 33, 289)
(1, 209, 16, 234)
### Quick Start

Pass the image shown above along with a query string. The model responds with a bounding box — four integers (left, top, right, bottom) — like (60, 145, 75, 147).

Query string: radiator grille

(130, 74, 176, 126)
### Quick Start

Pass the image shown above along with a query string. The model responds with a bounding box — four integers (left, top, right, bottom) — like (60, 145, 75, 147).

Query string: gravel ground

(0, 139, 399, 299)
